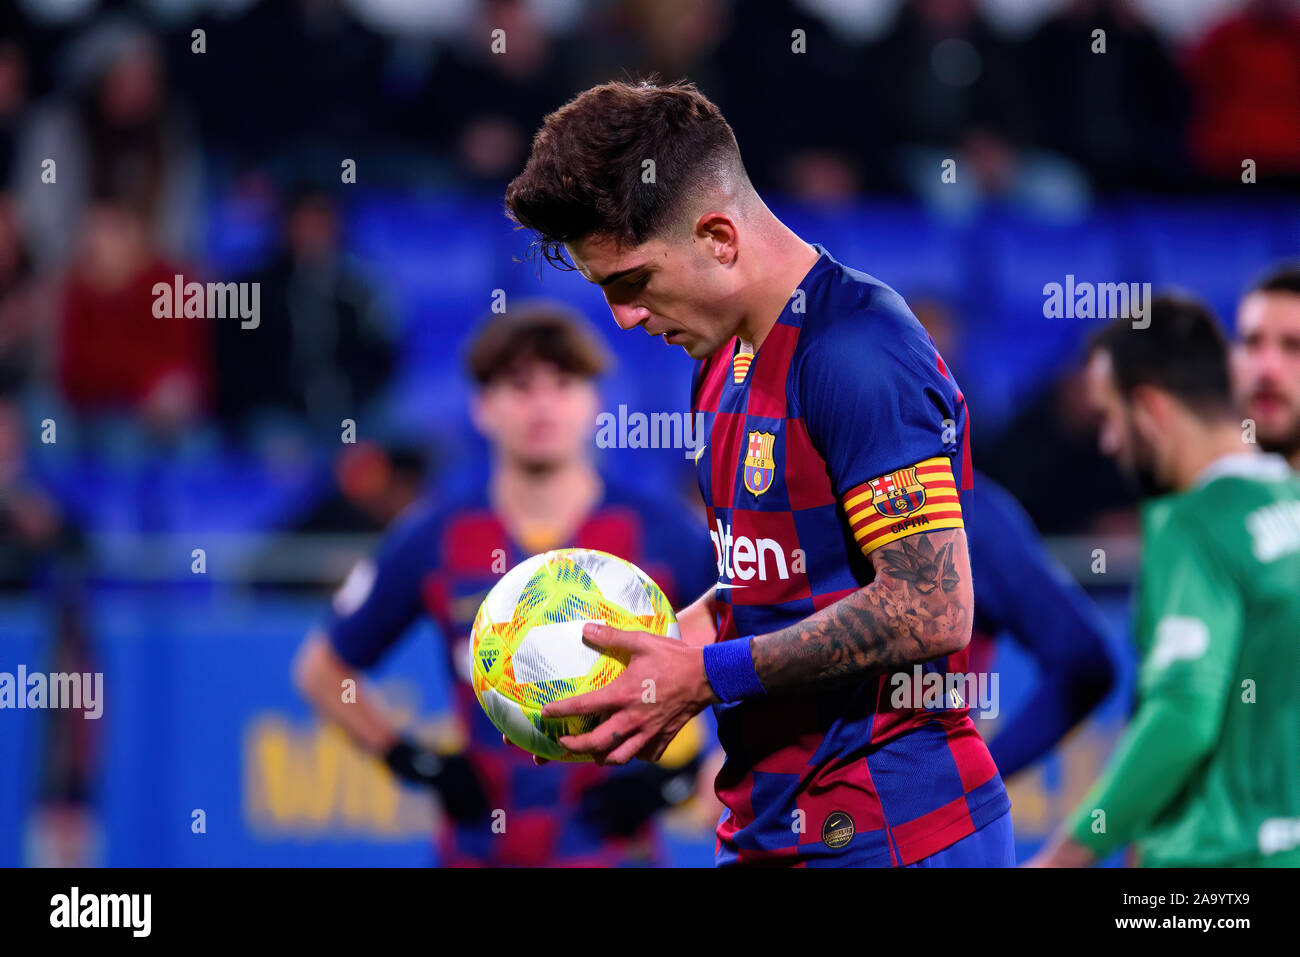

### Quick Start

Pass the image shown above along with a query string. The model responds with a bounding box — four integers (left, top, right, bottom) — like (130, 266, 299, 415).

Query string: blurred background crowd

(0, 0, 1297, 867)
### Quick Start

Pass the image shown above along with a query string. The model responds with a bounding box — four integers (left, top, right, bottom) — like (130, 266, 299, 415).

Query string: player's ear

(576, 379, 600, 419)
(693, 212, 738, 266)
(469, 388, 493, 439)
(1129, 384, 1171, 438)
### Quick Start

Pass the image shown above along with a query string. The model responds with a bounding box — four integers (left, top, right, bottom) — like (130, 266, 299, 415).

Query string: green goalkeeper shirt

(1065, 453, 1300, 867)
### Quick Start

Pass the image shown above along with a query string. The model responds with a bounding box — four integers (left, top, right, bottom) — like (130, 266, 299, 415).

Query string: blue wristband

(703, 635, 767, 703)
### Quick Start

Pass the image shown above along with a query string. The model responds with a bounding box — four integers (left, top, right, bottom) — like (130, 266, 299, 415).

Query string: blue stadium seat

(791, 201, 970, 305)
(974, 210, 1131, 404)
(1125, 201, 1286, 329)
(204, 191, 277, 274)
(347, 194, 501, 377)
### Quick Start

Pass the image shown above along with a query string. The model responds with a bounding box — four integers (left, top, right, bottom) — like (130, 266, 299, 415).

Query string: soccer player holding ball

(504, 80, 1013, 867)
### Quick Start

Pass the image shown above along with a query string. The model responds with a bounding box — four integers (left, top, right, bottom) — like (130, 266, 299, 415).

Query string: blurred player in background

(506, 80, 1011, 866)
(1233, 262, 1300, 470)
(1032, 296, 1300, 867)
(914, 298, 1118, 780)
(293, 301, 717, 866)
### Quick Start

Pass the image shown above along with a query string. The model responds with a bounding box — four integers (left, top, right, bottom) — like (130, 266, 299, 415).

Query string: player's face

(566, 232, 739, 360)
(474, 359, 597, 469)
(1083, 349, 1165, 496)
(1233, 291, 1300, 459)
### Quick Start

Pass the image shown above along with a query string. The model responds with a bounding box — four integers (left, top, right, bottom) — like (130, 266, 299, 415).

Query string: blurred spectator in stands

(0, 38, 29, 184)
(582, 0, 726, 110)
(0, 193, 53, 397)
(709, 0, 865, 200)
(609, 0, 725, 81)
(0, 21, 91, 811)
(181, 0, 388, 177)
(1185, 0, 1300, 183)
(981, 362, 1135, 535)
(0, 396, 100, 866)
(407, 0, 581, 187)
(1026, 0, 1190, 192)
(875, 0, 1027, 152)
(12, 15, 202, 270)
(56, 200, 209, 438)
(213, 184, 394, 446)
(0, 0, 68, 99)
(291, 440, 431, 535)
(25, 595, 102, 869)
(248, 440, 431, 589)
(0, 397, 83, 586)
(875, 0, 1088, 215)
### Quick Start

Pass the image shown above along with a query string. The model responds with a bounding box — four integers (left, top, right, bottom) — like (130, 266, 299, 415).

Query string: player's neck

(736, 226, 821, 351)
(491, 458, 602, 550)
(1173, 422, 1258, 491)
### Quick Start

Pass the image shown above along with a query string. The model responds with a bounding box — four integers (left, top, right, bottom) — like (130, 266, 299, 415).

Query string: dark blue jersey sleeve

(323, 502, 442, 669)
(794, 285, 969, 499)
(967, 474, 1118, 777)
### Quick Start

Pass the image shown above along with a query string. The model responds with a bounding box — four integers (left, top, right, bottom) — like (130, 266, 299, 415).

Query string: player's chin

(682, 336, 717, 361)
(515, 448, 571, 470)
(1258, 414, 1300, 443)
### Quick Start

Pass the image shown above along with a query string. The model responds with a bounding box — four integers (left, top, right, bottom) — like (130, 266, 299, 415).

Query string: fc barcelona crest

(744, 430, 777, 495)
(869, 466, 927, 517)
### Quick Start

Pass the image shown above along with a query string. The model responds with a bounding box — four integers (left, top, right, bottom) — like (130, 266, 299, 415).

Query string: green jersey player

(1033, 295, 1300, 868)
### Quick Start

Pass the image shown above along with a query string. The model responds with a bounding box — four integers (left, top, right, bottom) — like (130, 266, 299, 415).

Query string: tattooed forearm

(751, 528, 973, 694)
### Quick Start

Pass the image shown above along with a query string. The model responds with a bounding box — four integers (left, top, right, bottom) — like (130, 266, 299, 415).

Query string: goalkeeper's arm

(293, 630, 490, 822)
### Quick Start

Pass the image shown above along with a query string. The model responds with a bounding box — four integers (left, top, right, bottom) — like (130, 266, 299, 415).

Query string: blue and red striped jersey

(692, 243, 1009, 866)
(323, 479, 717, 866)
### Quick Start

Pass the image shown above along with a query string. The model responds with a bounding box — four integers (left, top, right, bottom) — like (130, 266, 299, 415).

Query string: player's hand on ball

(541, 622, 719, 765)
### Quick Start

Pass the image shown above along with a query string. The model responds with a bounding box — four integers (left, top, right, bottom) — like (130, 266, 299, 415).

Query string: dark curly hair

(504, 78, 750, 270)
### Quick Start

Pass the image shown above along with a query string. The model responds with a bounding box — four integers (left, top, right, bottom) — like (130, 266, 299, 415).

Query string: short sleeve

(323, 503, 441, 669)
(796, 295, 969, 555)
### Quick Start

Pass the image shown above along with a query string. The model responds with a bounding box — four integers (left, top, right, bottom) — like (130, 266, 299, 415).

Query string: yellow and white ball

(470, 548, 679, 761)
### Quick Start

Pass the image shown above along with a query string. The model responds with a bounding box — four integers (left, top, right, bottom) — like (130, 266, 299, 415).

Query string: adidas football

(470, 548, 680, 761)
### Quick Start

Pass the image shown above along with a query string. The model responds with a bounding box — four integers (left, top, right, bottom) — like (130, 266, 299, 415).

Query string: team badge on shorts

(743, 431, 777, 495)
(822, 810, 855, 849)
(869, 466, 927, 517)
